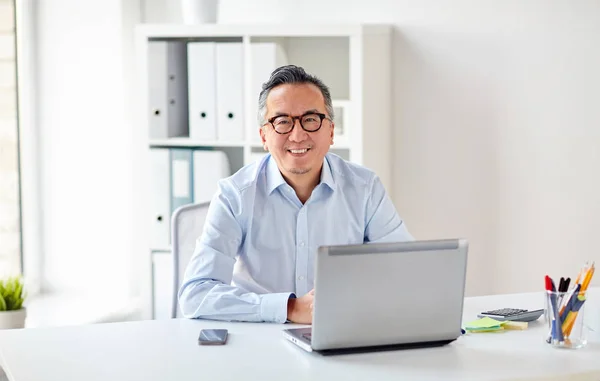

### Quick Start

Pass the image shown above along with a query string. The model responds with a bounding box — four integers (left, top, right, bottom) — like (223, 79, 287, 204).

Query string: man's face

(260, 83, 334, 179)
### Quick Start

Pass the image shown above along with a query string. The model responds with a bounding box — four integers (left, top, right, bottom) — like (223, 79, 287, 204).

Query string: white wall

(37, 0, 599, 301)
(211, 0, 600, 296)
(209, 0, 600, 297)
(35, 0, 137, 294)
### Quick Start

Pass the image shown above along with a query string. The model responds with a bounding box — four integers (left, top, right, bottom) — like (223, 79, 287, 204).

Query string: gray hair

(257, 65, 334, 127)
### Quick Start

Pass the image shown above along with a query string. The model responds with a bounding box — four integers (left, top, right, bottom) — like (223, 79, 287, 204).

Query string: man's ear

(329, 122, 335, 145)
(260, 126, 268, 150)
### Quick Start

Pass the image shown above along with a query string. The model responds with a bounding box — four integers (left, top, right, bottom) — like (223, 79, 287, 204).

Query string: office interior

(0, 0, 599, 337)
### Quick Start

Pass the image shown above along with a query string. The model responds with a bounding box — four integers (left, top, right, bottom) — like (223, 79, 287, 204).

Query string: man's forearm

(178, 279, 293, 323)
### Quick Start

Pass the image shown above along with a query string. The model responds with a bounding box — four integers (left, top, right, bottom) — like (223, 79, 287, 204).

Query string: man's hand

(287, 289, 314, 324)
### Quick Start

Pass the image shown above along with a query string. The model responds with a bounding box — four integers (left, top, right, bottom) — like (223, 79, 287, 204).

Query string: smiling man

(178, 65, 413, 324)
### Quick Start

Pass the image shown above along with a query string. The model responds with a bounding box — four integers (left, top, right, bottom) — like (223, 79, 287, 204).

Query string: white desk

(1, 290, 600, 381)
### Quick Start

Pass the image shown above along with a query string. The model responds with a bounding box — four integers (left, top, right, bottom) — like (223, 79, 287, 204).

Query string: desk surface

(1, 290, 600, 381)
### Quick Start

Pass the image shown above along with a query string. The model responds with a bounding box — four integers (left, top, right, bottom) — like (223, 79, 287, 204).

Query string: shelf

(151, 248, 171, 254)
(149, 138, 245, 148)
(150, 139, 350, 150)
(136, 24, 389, 40)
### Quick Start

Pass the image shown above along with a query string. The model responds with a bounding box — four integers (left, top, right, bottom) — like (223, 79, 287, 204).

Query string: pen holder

(544, 290, 587, 349)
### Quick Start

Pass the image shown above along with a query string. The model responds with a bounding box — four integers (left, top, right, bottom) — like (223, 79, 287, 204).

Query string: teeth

(289, 149, 308, 154)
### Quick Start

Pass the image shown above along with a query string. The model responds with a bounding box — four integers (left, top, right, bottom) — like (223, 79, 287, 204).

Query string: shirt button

(298, 276, 305, 281)
(299, 241, 305, 247)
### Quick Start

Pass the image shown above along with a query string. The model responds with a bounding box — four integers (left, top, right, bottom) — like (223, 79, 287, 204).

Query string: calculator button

(482, 308, 529, 316)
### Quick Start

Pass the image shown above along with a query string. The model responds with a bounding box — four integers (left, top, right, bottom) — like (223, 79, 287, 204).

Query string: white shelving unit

(133, 23, 393, 320)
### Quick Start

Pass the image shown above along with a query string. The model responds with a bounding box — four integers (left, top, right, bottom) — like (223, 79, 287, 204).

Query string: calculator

(477, 308, 545, 322)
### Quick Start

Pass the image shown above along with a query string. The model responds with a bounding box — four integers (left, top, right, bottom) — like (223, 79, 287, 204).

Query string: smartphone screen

(198, 329, 228, 345)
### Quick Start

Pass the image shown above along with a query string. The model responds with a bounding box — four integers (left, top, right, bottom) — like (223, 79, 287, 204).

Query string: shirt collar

(319, 155, 336, 191)
(265, 154, 336, 195)
(266, 155, 287, 194)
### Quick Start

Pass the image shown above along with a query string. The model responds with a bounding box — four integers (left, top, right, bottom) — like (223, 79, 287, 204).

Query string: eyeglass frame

(264, 112, 332, 134)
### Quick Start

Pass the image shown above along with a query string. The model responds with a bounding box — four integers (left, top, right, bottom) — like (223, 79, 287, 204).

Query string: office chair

(170, 201, 211, 318)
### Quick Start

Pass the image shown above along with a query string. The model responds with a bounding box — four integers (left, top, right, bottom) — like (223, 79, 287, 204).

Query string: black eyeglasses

(265, 112, 331, 134)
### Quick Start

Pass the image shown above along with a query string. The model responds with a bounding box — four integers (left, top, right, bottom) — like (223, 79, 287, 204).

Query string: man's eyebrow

(271, 109, 321, 117)
(302, 109, 320, 114)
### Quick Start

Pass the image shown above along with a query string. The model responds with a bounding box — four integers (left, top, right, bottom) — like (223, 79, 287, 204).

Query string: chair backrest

(170, 201, 210, 318)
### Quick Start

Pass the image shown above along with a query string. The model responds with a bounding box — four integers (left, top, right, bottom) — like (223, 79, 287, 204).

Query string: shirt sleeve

(364, 175, 415, 243)
(178, 179, 293, 323)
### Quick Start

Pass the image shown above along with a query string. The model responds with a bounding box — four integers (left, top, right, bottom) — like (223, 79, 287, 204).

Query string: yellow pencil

(564, 266, 595, 337)
(560, 264, 588, 316)
(581, 263, 595, 293)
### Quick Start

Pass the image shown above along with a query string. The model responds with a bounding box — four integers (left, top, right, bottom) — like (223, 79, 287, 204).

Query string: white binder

(170, 149, 194, 214)
(149, 148, 171, 249)
(249, 42, 288, 143)
(193, 150, 231, 204)
(216, 42, 244, 141)
(147, 41, 189, 139)
(187, 42, 217, 141)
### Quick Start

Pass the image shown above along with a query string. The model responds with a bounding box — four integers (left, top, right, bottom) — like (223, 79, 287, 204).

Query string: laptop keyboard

(302, 333, 312, 342)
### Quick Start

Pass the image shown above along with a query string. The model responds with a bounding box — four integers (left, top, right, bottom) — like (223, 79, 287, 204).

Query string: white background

(29, 0, 600, 303)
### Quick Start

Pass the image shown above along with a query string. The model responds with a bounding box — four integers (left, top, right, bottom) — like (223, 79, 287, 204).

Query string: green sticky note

(468, 327, 505, 333)
(465, 317, 506, 330)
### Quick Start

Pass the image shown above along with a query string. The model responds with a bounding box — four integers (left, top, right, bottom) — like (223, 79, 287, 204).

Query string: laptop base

(283, 328, 456, 356)
(314, 338, 456, 356)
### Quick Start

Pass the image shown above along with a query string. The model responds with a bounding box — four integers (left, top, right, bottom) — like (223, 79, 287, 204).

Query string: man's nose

(288, 119, 308, 142)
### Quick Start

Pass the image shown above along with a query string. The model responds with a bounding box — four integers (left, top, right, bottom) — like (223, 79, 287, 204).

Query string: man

(178, 65, 413, 324)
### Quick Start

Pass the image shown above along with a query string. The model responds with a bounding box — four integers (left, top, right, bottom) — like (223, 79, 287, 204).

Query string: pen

(562, 293, 585, 335)
(557, 277, 567, 309)
(545, 275, 564, 343)
(560, 283, 580, 319)
(559, 280, 579, 317)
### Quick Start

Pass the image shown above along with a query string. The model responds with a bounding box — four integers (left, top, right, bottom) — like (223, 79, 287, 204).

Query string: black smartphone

(198, 329, 228, 345)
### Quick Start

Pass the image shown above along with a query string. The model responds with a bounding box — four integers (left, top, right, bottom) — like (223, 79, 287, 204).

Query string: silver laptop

(283, 239, 468, 355)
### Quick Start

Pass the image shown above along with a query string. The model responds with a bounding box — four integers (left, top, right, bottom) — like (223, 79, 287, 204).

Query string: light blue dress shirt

(178, 153, 414, 323)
